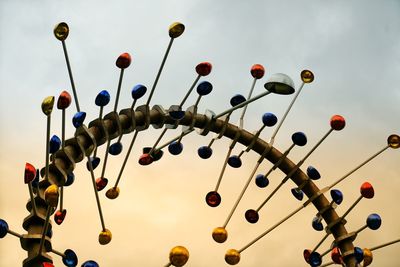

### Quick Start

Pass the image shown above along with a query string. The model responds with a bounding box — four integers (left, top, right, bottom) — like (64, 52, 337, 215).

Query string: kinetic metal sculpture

(0, 22, 399, 267)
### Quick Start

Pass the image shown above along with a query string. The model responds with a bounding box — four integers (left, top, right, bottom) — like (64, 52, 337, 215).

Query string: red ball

(360, 182, 374, 199)
(24, 162, 36, 184)
(330, 115, 346, 131)
(116, 53, 132, 69)
(54, 209, 67, 225)
(57, 90, 72, 109)
(196, 62, 212, 76)
(303, 249, 311, 263)
(250, 64, 265, 79)
(331, 247, 342, 264)
(138, 154, 154, 166)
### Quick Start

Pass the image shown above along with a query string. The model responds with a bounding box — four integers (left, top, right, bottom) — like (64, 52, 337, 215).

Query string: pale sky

(0, 1, 399, 266)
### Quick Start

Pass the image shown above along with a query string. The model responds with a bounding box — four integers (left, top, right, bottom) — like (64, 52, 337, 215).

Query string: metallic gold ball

(41, 96, 55, 116)
(44, 184, 59, 207)
(54, 22, 69, 41)
(169, 22, 185, 38)
(212, 227, 228, 243)
(362, 248, 373, 267)
(225, 249, 240, 265)
(387, 134, 400, 149)
(105, 187, 120, 199)
(169, 246, 189, 267)
(98, 229, 112, 245)
(301, 69, 314, 83)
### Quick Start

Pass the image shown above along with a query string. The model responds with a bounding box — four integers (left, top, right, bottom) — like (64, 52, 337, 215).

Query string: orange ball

(169, 246, 189, 267)
(116, 53, 131, 69)
(387, 134, 400, 149)
(225, 249, 240, 265)
(106, 187, 120, 199)
(212, 227, 228, 243)
(301, 70, 314, 83)
(250, 64, 265, 79)
(330, 115, 345, 131)
(99, 229, 112, 245)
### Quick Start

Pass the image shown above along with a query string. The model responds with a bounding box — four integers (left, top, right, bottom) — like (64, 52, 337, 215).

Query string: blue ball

(86, 157, 100, 171)
(291, 188, 304, 201)
(227, 155, 242, 168)
(109, 142, 123, 155)
(312, 217, 324, 231)
(354, 247, 364, 263)
(63, 249, 78, 267)
(198, 146, 212, 159)
(230, 94, 246, 107)
(197, 81, 213, 96)
(131, 84, 147, 100)
(255, 174, 269, 188)
(292, 132, 307, 146)
(309, 252, 322, 267)
(95, 90, 111, 107)
(330, 189, 343, 205)
(262, 113, 277, 127)
(168, 142, 183, 155)
(366, 213, 382, 230)
(81, 260, 99, 267)
(72, 112, 86, 128)
(49, 135, 61, 154)
(307, 166, 321, 180)
(0, 219, 9, 238)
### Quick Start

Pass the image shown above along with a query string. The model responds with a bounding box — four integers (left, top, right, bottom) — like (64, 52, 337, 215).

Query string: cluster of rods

(0, 21, 399, 267)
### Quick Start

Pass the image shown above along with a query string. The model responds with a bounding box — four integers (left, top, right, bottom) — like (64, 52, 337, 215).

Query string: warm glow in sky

(0, 1, 399, 266)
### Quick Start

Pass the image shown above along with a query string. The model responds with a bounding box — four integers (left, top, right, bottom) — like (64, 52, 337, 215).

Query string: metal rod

(214, 146, 234, 192)
(370, 238, 400, 251)
(264, 143, 295, 176)
(28, 183, 38, 216)
(146, 38, 174, 106)
(115, 130, 139, 187)
(239, 78, 257, 129)
(87, 156, 106, 231)
(312, 232, 330, 253)
(62, 109, 66, 149)
(113, 69, 125, 112)
(223, 161, 261, 228)
(149, 128, 168, 155)
(7, 229, 22, 238)
(238, 204, 304, 253)
(51, 249, 66, 258)
(328, 145, 389, 189)
(45, 115, 51, 181)
(179, 75, 200, 108)
(61, 40, 80, 112)
(60, 186, 64, 211)
(341, 195, 362, 219)
(269, 82, 305, 145)
(38, 206, 52, 255)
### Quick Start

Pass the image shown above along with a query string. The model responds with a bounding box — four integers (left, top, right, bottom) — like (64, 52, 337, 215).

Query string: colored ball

(24, 162, 37, 184)
(42, 263, 55, 267)
(387, 134, 400, 149)
(366, 213, 381, 230)
(86, 157, 100, 171)
(307, 166, 321, 180)
(131, 84, 147, 100)
(95, 177, 108, 191)
(49, 135, 61, 154)
(196, 81, 213, 96)
(95, 90, 111, 107)
(262, 112, 277, 127)
(168, 22, 185, 38)
(138, 154, 154, 166)
(109, 142, 123, 155)
(292, 132, 307, 146)
(227, 155, 242, 168)
(362, 248, 373, 266)
(360, 182, 374, 199)
(330, 115, 345, 131)
(330, 189, 343, 205)
(65, 172, 75, 187)
(42, 96, 55, 116)
(72, 112, 86, 128)
(81, 260, 99, 267)
(62, 249, 78, 267)
(255, 174, 269, 188)
(168, 142, 183, 155)
(195, 62, 212, 76)
(291, 188, 304, 201)
(205, 191, 221, 207)
(244, 209, 259, 224)
(54, 209, 67, 225)
(230, 94, 246, 107)
(98, 229, 112, 245)
(106, 187, 120, 200)
(116, 53, 131, 69)
(225, 249, 240, 265)
(331, 247, 342, 264)
(169, 246, 189, 267)
(354, 247, 364, 263)
(57, 91, 72, 109)
(301, 70, 314, 83)
(309, 252, 322, 267)
(311, 217, 324, 231)
(303, 249, 311, 263)
(212, 227, 228, 243)
(44, 185, 59, 207)
(250, 64, 265, 79)
(54, 22, 69, 41)
(0, 219, 9, 238)
(198, 146, 213, 159)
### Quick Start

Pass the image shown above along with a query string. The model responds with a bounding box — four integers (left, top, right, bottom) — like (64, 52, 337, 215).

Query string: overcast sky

(0, 1, 399, 266)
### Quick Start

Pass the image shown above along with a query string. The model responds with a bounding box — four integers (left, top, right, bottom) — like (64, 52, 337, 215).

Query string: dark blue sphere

(86, 157, 100, 171)
(307, 166, 321, 180)
(72, 112, 86, 128)
(366, 213, 382, 230)
(109, 142, 123, 155)
(312, 217, 324, 231)
(228, 155, 242, 168)
(292, 132, 307, 146)
(354, 247, 364, 263)
(95, 90, 111, 107)
(309, 252, 322, 267)
(291, 188, 304, 201)
(330, 189, 343, 205)
(131, 84, 147, 100)
(196, 81, 213, 96)
(198, 146, 213, 159)
(168, 141, 183, 155)
(49, 135, 61, 154)
(81, 260, 99, 267)
(169, 110, 186, 120)
(0, 219, 9, 238)
(63, 249, 78, 267)
(262, 112, 277, 127)
(255, 174, 269, 188)
(230, 94, 246, 107)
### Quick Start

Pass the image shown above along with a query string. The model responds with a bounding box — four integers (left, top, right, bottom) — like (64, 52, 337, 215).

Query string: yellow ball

(212, 227, 228, 243)
(301, 69, 314, 83)
(362, 248, 373, 267)
(54, 22, 69, 41)
(168, 22, 185, 38)
(169, 246, 189, 267)
(387, 134, 400, 149)
(98, 229, 112, 245)
(44, 184, 59, 207)
(41, 96, 55, 116)
(225, 249, 240, 265)
(105, 187, 120, 199)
